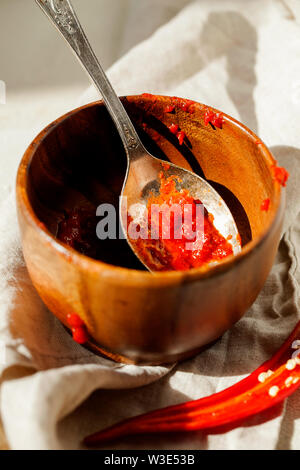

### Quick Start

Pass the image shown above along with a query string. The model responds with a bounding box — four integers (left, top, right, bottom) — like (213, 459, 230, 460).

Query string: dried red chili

(83, 321, 300, 446)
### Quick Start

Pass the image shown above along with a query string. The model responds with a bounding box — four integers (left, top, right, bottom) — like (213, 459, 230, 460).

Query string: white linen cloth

(1, 0, 300, 449)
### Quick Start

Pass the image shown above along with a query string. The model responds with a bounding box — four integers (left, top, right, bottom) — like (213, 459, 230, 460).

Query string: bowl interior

(25, 95, 279, 270)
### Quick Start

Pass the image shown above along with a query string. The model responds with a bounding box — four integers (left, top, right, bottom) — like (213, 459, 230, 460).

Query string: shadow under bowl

(16, 94, 284, 365)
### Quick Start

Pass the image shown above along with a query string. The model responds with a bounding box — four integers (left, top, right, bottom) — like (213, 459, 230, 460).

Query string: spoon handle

(35, 0, 145, 159)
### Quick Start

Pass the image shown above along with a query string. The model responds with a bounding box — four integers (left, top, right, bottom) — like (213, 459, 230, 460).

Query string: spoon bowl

(122, 156, 241, 270)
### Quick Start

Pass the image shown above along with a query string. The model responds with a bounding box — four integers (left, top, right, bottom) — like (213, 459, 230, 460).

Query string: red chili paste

(164, 105, 175, 113)
(141, 93, 157, 103)
(168, 123, 179, 134)
(176, 130, 186, 145)
(171, 97, 195, 114)
(168, 124, 186, 145)
(261, 198, 270, 211)
(271, 165, 289, 187)
(204, 110, 225, 128)
(66, 313, 89, 344)
(128, 172, 234, 271)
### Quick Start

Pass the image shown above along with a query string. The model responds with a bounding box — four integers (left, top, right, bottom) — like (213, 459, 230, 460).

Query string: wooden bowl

(16, 95, 284, 365)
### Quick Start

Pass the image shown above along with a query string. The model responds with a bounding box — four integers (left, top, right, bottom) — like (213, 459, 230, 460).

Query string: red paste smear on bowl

(66, 313, 89, 344)
(271, 165, 289, 187)
(261, 198, 270, 211)
(171, 97, 196, 114)
(204, 110, 225, 129)
(128, 172, 234, 272)
(168, 123, 186, 145)
(164, 105, 175, 113)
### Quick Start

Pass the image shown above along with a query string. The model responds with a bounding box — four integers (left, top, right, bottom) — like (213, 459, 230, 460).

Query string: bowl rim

(16, 95, 284, 285)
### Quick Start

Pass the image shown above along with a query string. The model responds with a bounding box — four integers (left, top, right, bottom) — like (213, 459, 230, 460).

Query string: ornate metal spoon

(35, 0, 241, 270)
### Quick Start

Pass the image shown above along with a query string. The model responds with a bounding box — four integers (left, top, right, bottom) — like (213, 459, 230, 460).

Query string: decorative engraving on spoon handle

(36, 0, 80, 52)
(35, 0, 142, 155)
(45, 0, 76, 33)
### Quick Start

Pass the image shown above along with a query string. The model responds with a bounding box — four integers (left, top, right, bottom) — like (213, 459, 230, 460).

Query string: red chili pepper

(176, 130, 186, 146)
(83, 321, 300, 446)
(168, 123, 179, 134)
(261, 198, 270, 211)
(164, 105, 175, 113)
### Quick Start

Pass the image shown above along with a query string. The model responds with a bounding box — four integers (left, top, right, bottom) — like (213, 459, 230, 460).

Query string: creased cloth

(1, 0, 300, 450)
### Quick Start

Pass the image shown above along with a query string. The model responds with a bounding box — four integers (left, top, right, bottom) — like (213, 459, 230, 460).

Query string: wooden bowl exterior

(16, 95, 284, 364)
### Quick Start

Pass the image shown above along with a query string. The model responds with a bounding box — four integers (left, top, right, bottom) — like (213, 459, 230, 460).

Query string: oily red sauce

(128, 172, 234, 271)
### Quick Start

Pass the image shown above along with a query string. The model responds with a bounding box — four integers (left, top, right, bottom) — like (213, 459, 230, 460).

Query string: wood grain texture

(16, 95, 284, 364)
